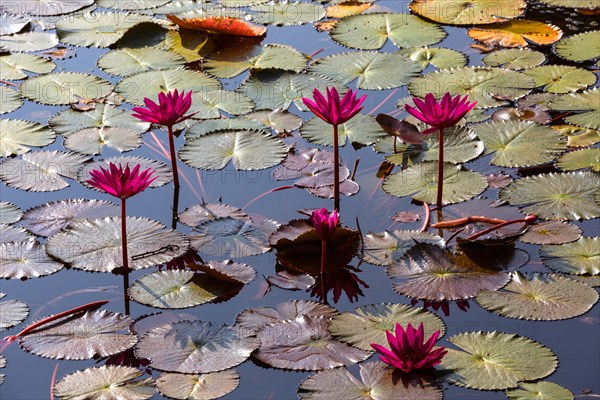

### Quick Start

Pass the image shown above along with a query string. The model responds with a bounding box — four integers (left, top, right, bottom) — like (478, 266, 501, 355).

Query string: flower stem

(171, 184, 180, 229)
(420, 202, 431, 233)
(320, 239, 328, 305)
(121, 199, 130, 316)
(167, 125, 180, 189)
(333, 124, 340, 213)
(436, 128, 444, 208)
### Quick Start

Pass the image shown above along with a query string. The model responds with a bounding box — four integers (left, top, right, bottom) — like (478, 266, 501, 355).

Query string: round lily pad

(46, 217, 189, 272)
(179, 203, 248, 227)
(301, 114, 385, 147)
(242, 109, 303, 134)
(440, 331, 557, 390)
(328, 303, 445, 351)
(0, 119, 55, 157)
(54, 365, 156, 400)
(540, 237, 599, 275)
(97, 47, 186, 77)
(21, 72, 113, 105)
(0, 202, 22, 225)
(0, 32, 59, 52)
(136, 321, 260, 373)
(397, 47, 468, 70)
(499, 172, 600, 220)
(79, 156, 172, 189)
(476, 272, 599, 320)
(524, 65, 596, 94)
(64, 126, 143, 155)
(382, 162, 488, 205)
(187, 90, 255, 119)
(536, 0, 598, 8)
(0, 224, 33, 244)
(520, 221, 582, 245)
(0, 294, 29, 331)
(482, 48, 545, 70)
(361, 230, 444, 266)
(491, 107, 550, 124)
(49, 104, 150, 136)
(468, 19, 563, 47)
(20, 310, 136, 360)
(0, 0, 94, 16)
(555, 30, 600, 62)
(0, 86, 24, 115)
(0, 240, 64, 279)
(409, 0, 526, 25)
(387, 243, 511, 301)
(549, 88, 599, 130)
(0, 53, 55, 80)
(193, 260, 256, 284)
(506, 381, 574, 400)
(556, 148, 600, 172)
(156, 370, 239, 400)
(185, 118, 267, 140)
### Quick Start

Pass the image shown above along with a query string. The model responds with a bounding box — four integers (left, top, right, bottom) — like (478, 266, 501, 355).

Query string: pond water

(0, 1, 599, 399)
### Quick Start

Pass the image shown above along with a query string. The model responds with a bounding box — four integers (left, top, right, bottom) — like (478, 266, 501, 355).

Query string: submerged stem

(320, 240, 328, 305)
(121, 199, 130, 316)
(436, 128, 444, 208)
(333, 124, 340, 213)
(167, 125, 180, 189)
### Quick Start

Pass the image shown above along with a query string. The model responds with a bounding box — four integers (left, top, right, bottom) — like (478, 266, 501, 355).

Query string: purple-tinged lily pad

(0, 293, 29, 331)
(520, 221, 581, 244)
(156, 369, 239, 400)
(0, 240, 64, 279)
(361, 230, 444, 266)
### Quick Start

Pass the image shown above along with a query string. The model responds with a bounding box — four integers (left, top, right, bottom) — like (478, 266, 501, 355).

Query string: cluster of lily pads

(1, 0, 599, 399)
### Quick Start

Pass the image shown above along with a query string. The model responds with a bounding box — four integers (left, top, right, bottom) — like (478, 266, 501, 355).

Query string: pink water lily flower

(132, 89, 196, 127)
(311, 208, 339, 242)
(87, 162, 156, 200)
(405, 93, 476, 135)
(302, 87, 366, 126)
(370, 322, 447, 373)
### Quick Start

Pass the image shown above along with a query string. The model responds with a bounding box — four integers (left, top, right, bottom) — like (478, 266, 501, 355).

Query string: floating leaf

(387, 244, 510, 301)
(0, 53, 55, 80)
(0, 86, 23, 115)
(0, 119, 55, 157)
(185, 118, 266, 140)
(248, 2, 325, 26)
(482, 48, 545, 70)
(499, 172, 600, 220)
(242, 109, 303, 134)
(468, 20, 562, 47)
(409, 0, 526, 25)
(383, 162, 488, 205)
(49, 104, 150, 136)
(46, 217, 189, 273)
(54, 365, 156, 400)
(330, 13, 446, 50)
(136, 321, 259, 373)
(491, 107, 550, 124)
(0, 32, 58, 52)
(129, 270, 229, 309)
(179, 203, 248, 227)
(97, 0, 170, 10)
(555, 125, 600, 148)
(328, 303, 445, 351)
(440, 331, 557, 390)
(79, 156, 172, 189)
(179, 130, 287, 170)
(0, 202, 21, 224)
(397, 46, 468, 70)
(0, 13, 30, 35)
(156, 370, 239, 400)
(470, 120, 566, 167)
(0, 294, 29, 331)
(517, 92, 557, 111)
(0, 240, 63, 279)
(524, 65, 596, 94)
(64, 126, 143, 155)
(476, 272, 598, 320)
(301, 114, 385, 147)
(0, 151, 90, 192)
(167, 14, 267, 36)
(193, 260, 256, 284)
(520, 221, 581, 245)
(0, 224, 34, 243)
(309, 51, 420, 90)
(21, 199, 119, 237)
(555, 30, 600, 62)
(186, 90, 255, 119)
(536, 0, 599, 8)
(298, 361, 443, 399)
(556, 148, 600, 172)
(506, 381, 574, 400)
(0, 0, 94, 16)
(97, 47, 185, 77)
(549, 89, 600, 130)
(540, 237, 599, 275)
(0, 353, 5, 384)
(21, 72, 113, 105)
(361, 230, 444, 266)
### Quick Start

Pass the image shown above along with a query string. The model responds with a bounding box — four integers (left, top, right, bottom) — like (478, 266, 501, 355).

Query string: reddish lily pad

(520, 221, 582, 245)
(156, 370, 239, 400)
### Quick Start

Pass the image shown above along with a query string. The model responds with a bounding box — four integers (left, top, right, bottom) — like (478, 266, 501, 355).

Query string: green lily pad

(470, 120, 566, 167)
(21, 72, 113, 105)
(56, 12, 155, 47)
(185, 118, 267, 140)
(301, 114, 385, 147)
(54, 365, 156, 400)
(46, 217, 188, 273)
(0, 86, 24, 115)
(0, 13, 30, 35)
(328, 303, 445, 351)
(499, 172, 600, 220)
(162, 29, 206, 62)
(556, 148, 600, 172)
(482, 48, 545, 70)
(97, 0, 170, 10)
(129, 270, 229, 309)
(248, 2, 325, 26)
(116, 69, 220, 106)
(241, 109, 303, 134)
(540, 237, 599, 275)
(361, 230, 444, 266)
(440, 331, 557, 390)
(136, 321, 260, 373)
(0, 53, 55, 80)
(204, 44, 307, 78)
(0, 150, 90, 192)
(549, 88, 600, 130)
(0, 202, 22, 225)
(520, 221, 582, 245)
(0, 240, 64, 279)
(387, 243, 511, 301)
(179, 203, 248, 227)
(0, 294, 29, 331)
(308, 51, 420, 90)
(506, 381, 574, 400)
(397, 46, 467, 70)
(476, 272, 598, 320)
(0, 32, 59, 52)
(179, 130, 286, 170)
(97, 47, 185, 77)
(187, 90, 255, 119)
(0, 119, 55, 157)
(553, 125, 600, 148)
(524, 65, 596, 94)
(298, 361, 443, 400)
(382, 162, 488, 205)
(0, 0, 94, 16)
(20, 310, 136, 360)
(64, 126, 142, 155)
(536, 0, 599, 8)
(330, 13, 446, 50)
(408, 67, 534, 109)
(555, 30, 600, 62)
(49, 104, 150, 136)
(409, 0, 526, 25)
(156, 370, 239, 400)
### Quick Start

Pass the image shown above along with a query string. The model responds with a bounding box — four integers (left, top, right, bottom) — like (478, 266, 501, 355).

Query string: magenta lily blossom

(302, 87, 366, 212)
(370, 322, 447, 373)
(311, 208, 339, 242)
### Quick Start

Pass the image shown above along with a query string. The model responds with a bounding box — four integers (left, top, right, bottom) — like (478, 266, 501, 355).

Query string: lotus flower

(132, 89, 195, 127)
(311, 208, 339, 242)
(405, 93, 476, 135)
(370, 322, 447, 373)
(87, 163, 156, 200)
(302, 87, 366, 126)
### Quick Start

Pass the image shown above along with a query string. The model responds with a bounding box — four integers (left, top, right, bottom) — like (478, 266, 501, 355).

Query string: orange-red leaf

(468, 20, 562, 47)
(167, 14, 267, 37)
